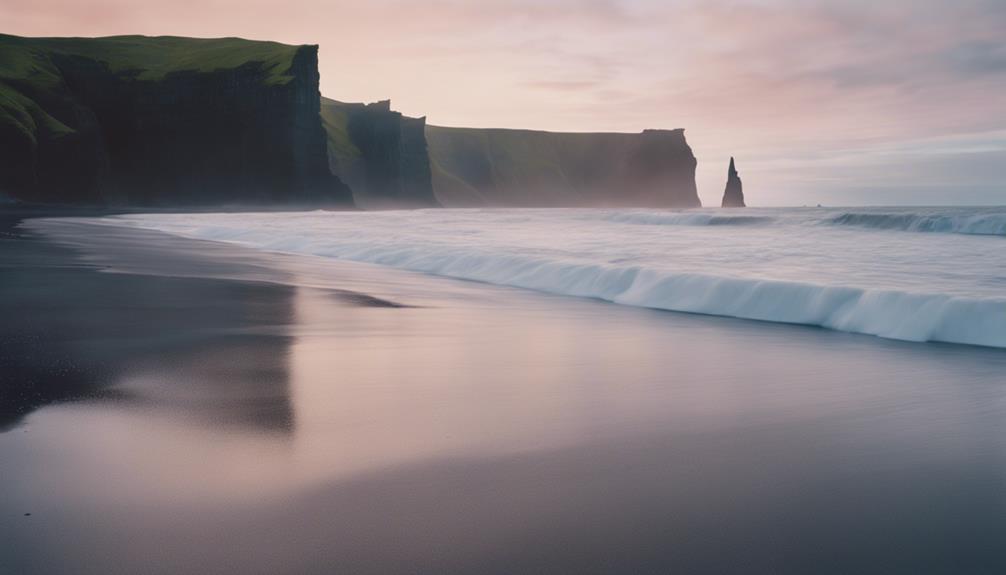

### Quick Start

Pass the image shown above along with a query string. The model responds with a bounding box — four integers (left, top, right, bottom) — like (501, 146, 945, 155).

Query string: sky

(4, 0, 1005, 206)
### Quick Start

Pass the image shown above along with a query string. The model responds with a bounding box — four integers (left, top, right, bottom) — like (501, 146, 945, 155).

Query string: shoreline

(2, 211, 1005, 574)
(80, 208, 1006, 350)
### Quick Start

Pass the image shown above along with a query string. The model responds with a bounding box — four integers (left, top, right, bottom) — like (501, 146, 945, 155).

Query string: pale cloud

(2, 0, 1004, 204)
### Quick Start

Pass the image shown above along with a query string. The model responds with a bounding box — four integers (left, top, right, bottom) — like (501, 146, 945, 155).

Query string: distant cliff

(425, 126, 700, 207)
(321, 98, 437, 208)
(320, 107, 699, 208)
(0, 34, 351, 206)
(721, 157, 745, 207)
(0, 34, 701, 209)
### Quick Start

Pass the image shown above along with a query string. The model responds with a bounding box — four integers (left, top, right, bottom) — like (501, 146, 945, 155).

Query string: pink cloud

(3, 0, 1003, 204)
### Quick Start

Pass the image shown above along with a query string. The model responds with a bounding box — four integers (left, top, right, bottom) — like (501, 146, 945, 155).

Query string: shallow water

(1, 218, 1005, 574)
(93, 206, 1006, 347)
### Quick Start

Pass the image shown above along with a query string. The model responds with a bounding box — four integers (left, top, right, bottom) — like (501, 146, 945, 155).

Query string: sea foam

(92, 207, 1006, 349)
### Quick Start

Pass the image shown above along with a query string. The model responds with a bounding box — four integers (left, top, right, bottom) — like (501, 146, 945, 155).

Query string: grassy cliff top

(0, 34, 304, 87)
(424, 123, 696, 207)
(0, 34, 307, 146)
(424, 124, 690, 182)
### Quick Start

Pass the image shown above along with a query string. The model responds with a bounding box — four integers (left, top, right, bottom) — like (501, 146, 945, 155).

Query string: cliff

(721, 157, 745, 207)
(424, 125, 700, 207)
(0, 34, 351, 206)
(320, 98, 437, 208)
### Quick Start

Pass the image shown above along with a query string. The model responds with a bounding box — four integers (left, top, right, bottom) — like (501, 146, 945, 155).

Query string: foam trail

(76, 208, 1006, 349)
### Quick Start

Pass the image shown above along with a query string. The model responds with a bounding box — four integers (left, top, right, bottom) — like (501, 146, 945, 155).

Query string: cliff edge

(0, 34, 351, 206)
(425, 125, 700, 207)
(321, 98, 437, 208)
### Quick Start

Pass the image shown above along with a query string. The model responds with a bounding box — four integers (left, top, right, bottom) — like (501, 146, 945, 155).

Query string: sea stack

(721, 157, 746, 207)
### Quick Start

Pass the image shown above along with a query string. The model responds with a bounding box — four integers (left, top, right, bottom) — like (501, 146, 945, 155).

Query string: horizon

(3, 4, 1006, 573)
(4, 0, 1005, 207)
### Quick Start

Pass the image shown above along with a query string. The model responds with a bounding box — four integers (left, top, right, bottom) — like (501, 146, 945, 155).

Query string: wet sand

(2, 212, 1005, 574)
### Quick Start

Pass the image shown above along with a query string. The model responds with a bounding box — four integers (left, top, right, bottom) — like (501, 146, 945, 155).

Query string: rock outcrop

(721, 157, 745, 207)
(321, 98, 437, 208)
(0, 34, 352, 206)
(425, 126, 701, 207)
(0, 34, 705, 210)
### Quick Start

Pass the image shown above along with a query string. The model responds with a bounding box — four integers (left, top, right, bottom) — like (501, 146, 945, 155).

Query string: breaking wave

(311, 248, 1006, 348)
(92, 213, 1006, 349)
(324, 246, 1004, 348)
(829, 212, 1006, 236)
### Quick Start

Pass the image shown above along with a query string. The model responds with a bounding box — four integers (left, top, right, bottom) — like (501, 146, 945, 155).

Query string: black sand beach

(2, 211, 1006, 574)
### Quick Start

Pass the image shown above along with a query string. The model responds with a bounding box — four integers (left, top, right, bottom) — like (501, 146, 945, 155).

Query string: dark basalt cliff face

(425, 125, 700, 207)
(0, 35, 351, 206)
(321, 98, 437, 208)
(1, 35, 701, 209)
(721, 157, 745, 207)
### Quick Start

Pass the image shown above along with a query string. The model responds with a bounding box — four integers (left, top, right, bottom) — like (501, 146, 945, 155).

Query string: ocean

(94, 206, 1006, 348)
(2, 210, 1005, 573)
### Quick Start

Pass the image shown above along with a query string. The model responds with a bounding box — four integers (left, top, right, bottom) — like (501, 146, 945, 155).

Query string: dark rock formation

(721, 157, 745, 207)
(424, 125, 700, 207)
(321, 98, 438, 208)
(0, 34, 352, 207)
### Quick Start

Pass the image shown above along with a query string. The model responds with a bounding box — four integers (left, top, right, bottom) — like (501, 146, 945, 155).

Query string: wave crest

(174, 231, 1005, 349)
(93, 211, 1006, 349)
(343, 245, 1006, 348)
(829, 212, 1006, 236)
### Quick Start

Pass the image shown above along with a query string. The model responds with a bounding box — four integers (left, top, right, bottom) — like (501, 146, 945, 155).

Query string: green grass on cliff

(0, 34, 302, 144)
(424, 125, 623, 204)
(0, 34, 300, 85)
(424, 124, 696, 206)
(0, 86, 73, 144)
(319, 98, 361, 161)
